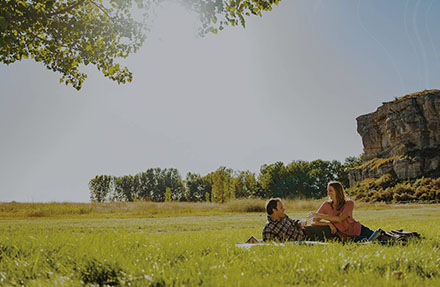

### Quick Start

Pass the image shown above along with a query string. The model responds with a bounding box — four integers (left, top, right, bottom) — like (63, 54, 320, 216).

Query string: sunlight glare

(150, 1, 200, 45)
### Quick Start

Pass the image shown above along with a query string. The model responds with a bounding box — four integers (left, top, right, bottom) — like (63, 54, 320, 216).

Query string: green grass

(1, 203, 440, 286)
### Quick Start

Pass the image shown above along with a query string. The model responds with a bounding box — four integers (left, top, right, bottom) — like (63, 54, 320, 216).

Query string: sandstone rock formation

(349, 90, 440, 186)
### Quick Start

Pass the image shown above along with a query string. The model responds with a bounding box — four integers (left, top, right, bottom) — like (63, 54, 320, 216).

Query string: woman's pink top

(316, 200, 362, 239)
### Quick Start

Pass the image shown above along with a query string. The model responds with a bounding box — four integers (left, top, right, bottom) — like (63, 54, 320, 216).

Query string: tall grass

(0, 202, 95, 218)
(0, 199, 438, 219)
(0, 201, 224, 219)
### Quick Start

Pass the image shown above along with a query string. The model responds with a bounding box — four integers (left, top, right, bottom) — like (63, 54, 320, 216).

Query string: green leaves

(0, 0, 144, 90)
(0, 0, 282, 90)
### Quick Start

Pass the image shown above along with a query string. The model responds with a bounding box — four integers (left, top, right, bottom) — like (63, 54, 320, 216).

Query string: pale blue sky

(1, 0, 440, 202)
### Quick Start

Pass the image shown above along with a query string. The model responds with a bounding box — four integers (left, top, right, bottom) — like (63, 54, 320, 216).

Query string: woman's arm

(310, 202, 329, 225)
(310, 218, 329, 226)
(309, 201, 354, 223)
(310, 219, 337, 234)
(310, 212, 349, 223)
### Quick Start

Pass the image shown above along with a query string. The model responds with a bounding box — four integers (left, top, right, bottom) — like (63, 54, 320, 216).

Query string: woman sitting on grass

(308, 181, 375, 242)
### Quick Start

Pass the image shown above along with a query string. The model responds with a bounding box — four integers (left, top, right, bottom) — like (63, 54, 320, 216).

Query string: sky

(1, 0, 440, 202)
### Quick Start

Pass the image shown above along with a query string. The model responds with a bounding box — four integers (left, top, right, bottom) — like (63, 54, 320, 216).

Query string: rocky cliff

(349, 90, 440, 186)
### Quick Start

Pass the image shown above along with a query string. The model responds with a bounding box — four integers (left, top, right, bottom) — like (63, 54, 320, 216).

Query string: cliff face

(349, 90, 440, 186)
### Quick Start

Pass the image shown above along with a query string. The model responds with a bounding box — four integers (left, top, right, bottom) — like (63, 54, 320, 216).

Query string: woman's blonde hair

(328, 181, 346, 210)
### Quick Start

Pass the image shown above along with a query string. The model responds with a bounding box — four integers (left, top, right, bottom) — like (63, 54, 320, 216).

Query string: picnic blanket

(236, 241, 329, 249)
(237, 229, 423, 248)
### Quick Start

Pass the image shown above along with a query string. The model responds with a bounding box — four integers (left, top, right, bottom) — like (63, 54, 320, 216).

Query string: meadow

(0, 200, 439, 286)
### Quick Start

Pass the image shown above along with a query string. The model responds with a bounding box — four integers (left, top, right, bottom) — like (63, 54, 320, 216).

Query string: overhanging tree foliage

(0, 0, 282, 90)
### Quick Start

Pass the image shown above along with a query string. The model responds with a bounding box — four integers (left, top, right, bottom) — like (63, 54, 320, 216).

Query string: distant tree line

(89, 158, 361, 203)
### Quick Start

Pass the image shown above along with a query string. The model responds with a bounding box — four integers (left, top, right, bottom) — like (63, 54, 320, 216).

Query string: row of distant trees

(89, 158, 362, 203)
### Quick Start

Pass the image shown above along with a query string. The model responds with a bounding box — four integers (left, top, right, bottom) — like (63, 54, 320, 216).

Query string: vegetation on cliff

(347, 175, 440, 203)
(393, 89, 440, 102)
(354, 156, 399, 171)
(351, 89, 440, 202)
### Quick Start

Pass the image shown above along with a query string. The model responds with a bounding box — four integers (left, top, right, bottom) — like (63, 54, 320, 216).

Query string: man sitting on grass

(262, 198, 336, 242)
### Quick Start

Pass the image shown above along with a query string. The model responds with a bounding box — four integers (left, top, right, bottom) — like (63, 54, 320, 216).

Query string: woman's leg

(353, 225, 374, 242)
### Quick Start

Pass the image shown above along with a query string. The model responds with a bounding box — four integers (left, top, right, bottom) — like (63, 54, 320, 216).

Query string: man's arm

(290, 224, 305, 241)
(262, 224, 276, 241)
(288, 218, 302, 228)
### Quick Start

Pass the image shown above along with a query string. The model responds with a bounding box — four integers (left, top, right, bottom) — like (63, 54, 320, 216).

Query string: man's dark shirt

(262, 214, 305, 241)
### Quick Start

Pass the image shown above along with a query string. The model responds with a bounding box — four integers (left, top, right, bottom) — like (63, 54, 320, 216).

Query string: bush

(347, 174, 440, 203)
(376, 173, 398, 189)
(392, 183, 416, 202)
(374, 188, 394, 202)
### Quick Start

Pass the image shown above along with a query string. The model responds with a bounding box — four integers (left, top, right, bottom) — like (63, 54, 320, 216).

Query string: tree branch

(9, 0, 87, 22)
(90, 0, 115, 23)
(46, 0, 87, 17)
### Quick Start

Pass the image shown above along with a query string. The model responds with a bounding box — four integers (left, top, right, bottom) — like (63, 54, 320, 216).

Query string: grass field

(1, 201, 439, 286)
